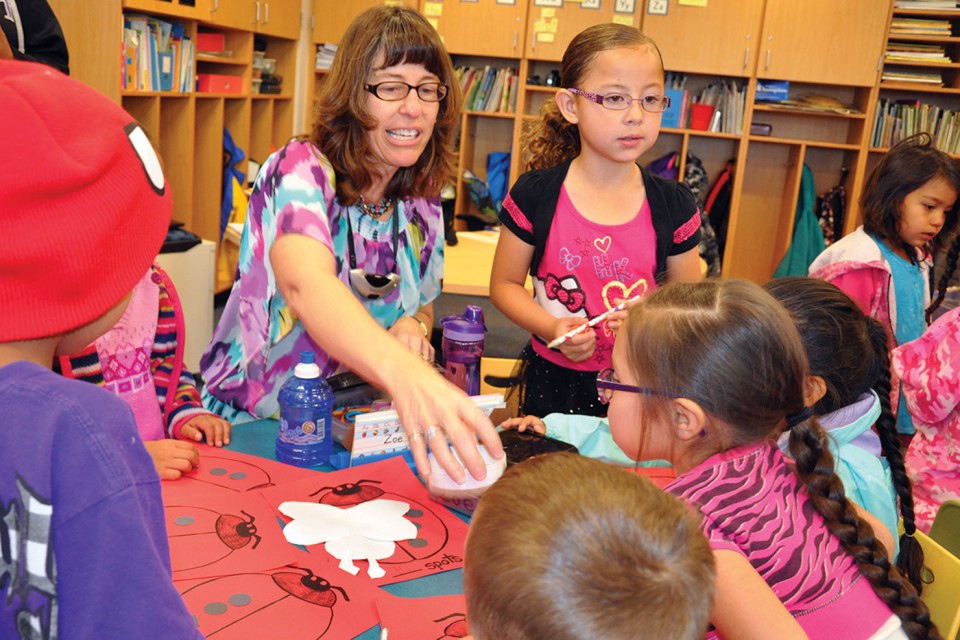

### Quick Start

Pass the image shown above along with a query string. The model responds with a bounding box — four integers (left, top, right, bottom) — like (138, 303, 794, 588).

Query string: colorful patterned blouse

(200, 140, 444, 420)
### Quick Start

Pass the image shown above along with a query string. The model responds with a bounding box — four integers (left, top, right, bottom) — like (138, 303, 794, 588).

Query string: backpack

(704, 159, 735, 260)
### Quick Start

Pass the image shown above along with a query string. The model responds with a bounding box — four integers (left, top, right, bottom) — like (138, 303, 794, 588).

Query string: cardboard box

(196, 32, 225, 53)
(196, 73, 243, 94)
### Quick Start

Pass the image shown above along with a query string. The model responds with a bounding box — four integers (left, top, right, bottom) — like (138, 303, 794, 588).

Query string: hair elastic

(786, 406, 815, 428)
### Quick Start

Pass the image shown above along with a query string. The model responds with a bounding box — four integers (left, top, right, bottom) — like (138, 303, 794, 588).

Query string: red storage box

(196, 73, 243, 94)
(196, 32, 225, 53)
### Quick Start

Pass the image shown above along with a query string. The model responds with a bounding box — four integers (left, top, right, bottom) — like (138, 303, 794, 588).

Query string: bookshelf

(54, 0, 300, 294)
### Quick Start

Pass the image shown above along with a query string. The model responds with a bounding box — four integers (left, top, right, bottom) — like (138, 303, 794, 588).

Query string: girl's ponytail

(788, 417, 940, 640)
(523, 101, 581, 172)
(927, 233, 960, 323)
(866, 316, 925, 592)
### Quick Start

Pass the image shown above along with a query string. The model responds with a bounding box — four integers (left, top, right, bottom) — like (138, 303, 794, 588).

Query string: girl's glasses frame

(567, 87, 671, 113)
(596, 368, 664, 404)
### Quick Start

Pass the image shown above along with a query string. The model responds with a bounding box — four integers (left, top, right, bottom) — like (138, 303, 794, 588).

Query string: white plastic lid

(294, 351, 321, 379)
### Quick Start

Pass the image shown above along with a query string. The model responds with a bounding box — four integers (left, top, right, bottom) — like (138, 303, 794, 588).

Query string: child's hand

(499, 415, 546, 434)
(554, 317, 596, 363)
(605, 296, 642, 335)
(145, 439, 200, 480)
(180, 414, 232, 447)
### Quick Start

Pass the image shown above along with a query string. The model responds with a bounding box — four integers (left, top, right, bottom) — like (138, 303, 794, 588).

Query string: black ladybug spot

(408, 537, 429, 548)
(204, 602, 228, 615)
(406, 508, 424, 518)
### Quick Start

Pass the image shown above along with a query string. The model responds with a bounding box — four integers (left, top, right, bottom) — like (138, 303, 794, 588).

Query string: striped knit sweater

(56, 263, 209, 440)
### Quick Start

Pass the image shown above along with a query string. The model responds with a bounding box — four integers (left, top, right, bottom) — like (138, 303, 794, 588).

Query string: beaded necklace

(358, 195, 394, 219)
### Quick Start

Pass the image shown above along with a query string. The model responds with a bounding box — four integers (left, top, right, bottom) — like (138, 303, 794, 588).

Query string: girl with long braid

(765, 277, 924, 591)
(605, 279, 938, 639)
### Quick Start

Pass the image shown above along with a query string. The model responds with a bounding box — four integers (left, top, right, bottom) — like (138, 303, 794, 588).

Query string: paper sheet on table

(175, 556, 381, 640)
(376, 593, 468, 640)
(260, 456, 469, 585)
(279, 499, 417, 579)
(162, 485, 298, 580)
(169, 443, 321, 494)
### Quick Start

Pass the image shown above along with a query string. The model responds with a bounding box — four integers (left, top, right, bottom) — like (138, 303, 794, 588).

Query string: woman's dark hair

(310, 5, 462, 203)
(765, 277, 925, 593)
(624, 279, 940, 640)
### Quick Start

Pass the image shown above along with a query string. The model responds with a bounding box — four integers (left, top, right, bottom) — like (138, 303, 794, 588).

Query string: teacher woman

(200, 5, 502, 482)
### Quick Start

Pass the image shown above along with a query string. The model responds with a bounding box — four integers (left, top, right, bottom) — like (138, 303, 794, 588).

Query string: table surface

(227, 419, 465, 640)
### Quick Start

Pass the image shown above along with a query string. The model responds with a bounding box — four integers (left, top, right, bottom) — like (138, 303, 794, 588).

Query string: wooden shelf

(463, 110, 516, 119)
(748, 135, 860, 150)
(879, 82, 960, 93)
(752, 104, 867, 120)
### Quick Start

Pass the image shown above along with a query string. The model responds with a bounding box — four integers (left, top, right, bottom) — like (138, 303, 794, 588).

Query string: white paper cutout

(278, 499, 417, 579)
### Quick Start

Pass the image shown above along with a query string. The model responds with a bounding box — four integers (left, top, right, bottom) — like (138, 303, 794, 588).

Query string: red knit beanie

(0, 61, 172, 341)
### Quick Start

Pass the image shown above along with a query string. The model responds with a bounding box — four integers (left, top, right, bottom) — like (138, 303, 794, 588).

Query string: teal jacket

(774, 164, 826, 278)
(779, 391, 900, 557)
(542, 413, 671, 468)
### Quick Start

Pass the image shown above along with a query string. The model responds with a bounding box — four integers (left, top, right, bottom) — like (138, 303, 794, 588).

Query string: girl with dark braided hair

(608, 279, 939, 639)
(765, 277, 925, 593)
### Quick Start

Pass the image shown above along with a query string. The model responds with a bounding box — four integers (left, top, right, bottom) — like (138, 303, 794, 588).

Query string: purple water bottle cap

(464, 305, 485, 326)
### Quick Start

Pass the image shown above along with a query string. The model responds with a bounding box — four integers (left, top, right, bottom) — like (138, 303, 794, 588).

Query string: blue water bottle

(276, 351, 334, 467)
(441, 305, 486, 396)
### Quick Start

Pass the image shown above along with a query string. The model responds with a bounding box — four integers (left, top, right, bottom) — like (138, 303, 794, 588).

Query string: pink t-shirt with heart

(95, 271, 165, 441)
(531, 185, 656, 371)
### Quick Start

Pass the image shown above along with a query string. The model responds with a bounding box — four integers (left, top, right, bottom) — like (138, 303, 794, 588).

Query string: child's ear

(803, 375, 827, 408)
(555, 90, 579, 125)
(670, 398, 708, 442)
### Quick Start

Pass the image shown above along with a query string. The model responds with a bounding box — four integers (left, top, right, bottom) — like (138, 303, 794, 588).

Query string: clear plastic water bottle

(441, 305, 486, 396)
(276, 351, 334, 467)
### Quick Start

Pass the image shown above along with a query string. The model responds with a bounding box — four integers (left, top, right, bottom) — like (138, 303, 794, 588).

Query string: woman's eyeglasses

(345, 205, 402, 301)
(365, 82, 448, 102)
(595, 368, 663, 404)
(567, 88, 671, 113)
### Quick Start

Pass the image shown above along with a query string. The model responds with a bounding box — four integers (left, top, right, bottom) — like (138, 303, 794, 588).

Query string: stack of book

(122, 15, 194, 92)
(661, 74, 744, 135)
(456, 66, 518, 113)
(885, 42, 952, 64)
(881, 68, 945, 86)
(873, 98, 960, 153)
(894, 0, 958, 9)
(315, 43, 337, 71)
(890, 17, 953, 36)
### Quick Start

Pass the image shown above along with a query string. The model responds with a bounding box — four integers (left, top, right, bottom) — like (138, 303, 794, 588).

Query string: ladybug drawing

(167, 505, 262, 572)
(308, 479, 450, 567)
(435, 612, 469, 639)
(180, 567, 349, 638)
(181, 455, 275, 492)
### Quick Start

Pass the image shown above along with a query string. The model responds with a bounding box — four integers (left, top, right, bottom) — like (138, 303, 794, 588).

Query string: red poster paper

(377, 593, 469, 640)
(170, 443, 321, 493)
(260, 456, 468, 585)
(162, 485, 298, 581)
(176, 556, 382, 640)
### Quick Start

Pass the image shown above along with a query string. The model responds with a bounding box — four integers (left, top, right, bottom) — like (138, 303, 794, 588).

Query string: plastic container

(426, 444, 505, 516)
(440, 305, 486, 396)
(262, 57, 277, 75)
(276, 351, 335, 467)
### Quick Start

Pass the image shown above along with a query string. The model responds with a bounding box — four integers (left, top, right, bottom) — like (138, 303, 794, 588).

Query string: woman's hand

(389, 358, 504, 484)
(499, 415, 546, 434)
(389, 314, 435, 362)
(553, 316, 595, 363)
(179, 414, 232, 447)
(145, 439, 200, 480)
